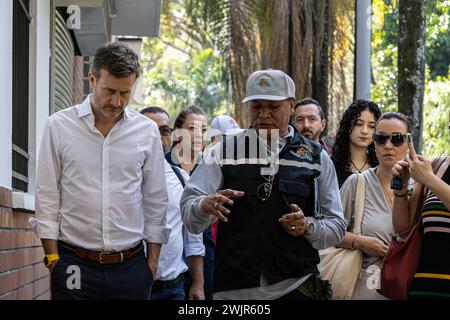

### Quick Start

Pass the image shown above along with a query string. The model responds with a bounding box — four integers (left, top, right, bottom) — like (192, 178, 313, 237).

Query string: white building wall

(27, 0, 51, 197)
(0, 0, 13, 190)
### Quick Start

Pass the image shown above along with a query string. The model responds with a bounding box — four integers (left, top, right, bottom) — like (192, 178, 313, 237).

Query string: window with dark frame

(12, 0, 31, 192)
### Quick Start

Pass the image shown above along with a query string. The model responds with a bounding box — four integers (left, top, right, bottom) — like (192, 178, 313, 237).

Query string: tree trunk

(266, 0, 290, 72)
(263, 0, 314, 99)
(398, 0, 426, 153)
(293, 0, 314, 99)
(312, 0, 330, 134)
(229, 0, 260, 128)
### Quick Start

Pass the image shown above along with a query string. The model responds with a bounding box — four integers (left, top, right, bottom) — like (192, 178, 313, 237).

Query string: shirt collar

(284, 125, 295, 139)
(77, 95, 93, 119)
(76, 94, 132, 121)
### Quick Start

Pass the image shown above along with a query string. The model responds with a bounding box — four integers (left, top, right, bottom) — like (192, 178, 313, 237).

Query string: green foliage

(426, 0, 450, 79)
(140, 0, 226, 119)
(371, 0, 399, 111)
(188, 48, 226, 113)
(372, 0, 450, 106)
(423, 76, 450, 157)
(371, 44, 398, 111)
(142, 41, 226, 118)
(427, 35, 450, 79)
(371, 0, 450, 156)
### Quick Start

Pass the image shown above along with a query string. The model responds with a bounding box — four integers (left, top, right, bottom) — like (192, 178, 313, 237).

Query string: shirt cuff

(197, 197, 217, 224)
(28, 217, 60, 240)
(184, 245, 206, 258)
(197, 197, 209, 215)
(144, 224, 171, 244)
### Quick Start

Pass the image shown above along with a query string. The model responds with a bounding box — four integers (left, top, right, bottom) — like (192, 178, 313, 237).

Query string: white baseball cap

(242, 69, 296, 103)
(210, 115, 240, 135)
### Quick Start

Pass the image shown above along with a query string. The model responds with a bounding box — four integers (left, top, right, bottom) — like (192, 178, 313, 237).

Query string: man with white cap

(209, 115, 241, 144)
(180, 69, 346, 300)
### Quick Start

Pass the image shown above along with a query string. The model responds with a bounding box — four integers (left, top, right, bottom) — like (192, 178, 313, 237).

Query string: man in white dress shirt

(30, 42, 170, 300)
(141, 106, 205, 300)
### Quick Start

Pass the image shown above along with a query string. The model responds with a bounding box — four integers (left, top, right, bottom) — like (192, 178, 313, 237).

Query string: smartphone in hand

(406, 133, 413, 145)
(391, 176, 404, 190)
(391, 133, 413, 190)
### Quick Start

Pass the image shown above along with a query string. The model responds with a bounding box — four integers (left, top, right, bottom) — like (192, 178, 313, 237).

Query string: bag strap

(412, 155, 448, 223)
(171, 165, 186, 188)
(434, 156, 450, 182)
(351, 173, 366, 234)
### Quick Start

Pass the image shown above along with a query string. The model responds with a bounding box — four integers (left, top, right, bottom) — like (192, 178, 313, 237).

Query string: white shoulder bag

(317, 173, 365, 300)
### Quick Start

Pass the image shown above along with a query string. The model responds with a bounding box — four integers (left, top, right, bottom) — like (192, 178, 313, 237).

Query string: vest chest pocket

(224, 180, 258, 215)
(278, 179, 313, 216)
(219, 234, 257, 278)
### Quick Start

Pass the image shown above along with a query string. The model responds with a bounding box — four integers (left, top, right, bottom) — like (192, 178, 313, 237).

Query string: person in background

(391, 116, 450, 300)
(166, 106, 215, 300)
(166, 106, 208, 175)
(140, 106, 173, 154)
(331, 100, 381, 188)
(293, 97, 331, 155)
(336, 112, 410, 299)
(30, 42, 169, 300)
(210, 115, 241, 145)
(141, 106, 205, 300)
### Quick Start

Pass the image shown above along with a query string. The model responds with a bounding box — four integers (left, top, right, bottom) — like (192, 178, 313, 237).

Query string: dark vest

(214, 128, 322, 293)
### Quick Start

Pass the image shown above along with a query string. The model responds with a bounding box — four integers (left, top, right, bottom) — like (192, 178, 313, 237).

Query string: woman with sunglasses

(332, 100, 381, 188)
(391, 120, 450, 300)
(336, 112, 410, 299)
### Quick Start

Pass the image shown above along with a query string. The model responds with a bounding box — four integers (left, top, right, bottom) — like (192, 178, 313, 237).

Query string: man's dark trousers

(51, 243, 153, 300)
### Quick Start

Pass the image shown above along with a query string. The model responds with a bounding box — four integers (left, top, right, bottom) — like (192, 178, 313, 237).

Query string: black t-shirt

(334, 165, 353, 189)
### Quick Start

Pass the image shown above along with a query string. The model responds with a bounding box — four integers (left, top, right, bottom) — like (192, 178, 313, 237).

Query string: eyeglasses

(373, 133, 407, 147)
(257, 174, 274, 202)
(159, 126, 173, 137)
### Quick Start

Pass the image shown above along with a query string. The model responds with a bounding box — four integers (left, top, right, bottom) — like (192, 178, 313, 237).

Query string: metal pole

(354, 0, 372, 100)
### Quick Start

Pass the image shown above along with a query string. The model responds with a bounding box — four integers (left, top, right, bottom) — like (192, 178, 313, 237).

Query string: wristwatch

(44, 254, 60, 268)
(304, 217, 314, 236)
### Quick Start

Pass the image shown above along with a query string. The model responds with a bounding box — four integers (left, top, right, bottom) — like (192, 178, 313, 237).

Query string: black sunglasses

(159, 126, 173, 137)
(373, 133, 407, 147)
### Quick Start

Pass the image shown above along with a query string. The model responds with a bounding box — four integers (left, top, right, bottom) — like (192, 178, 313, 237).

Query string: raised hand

(200, 189, 245, 222)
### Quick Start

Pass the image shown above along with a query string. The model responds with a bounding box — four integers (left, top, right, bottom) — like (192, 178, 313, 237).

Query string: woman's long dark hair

(331, 99, 381, 172)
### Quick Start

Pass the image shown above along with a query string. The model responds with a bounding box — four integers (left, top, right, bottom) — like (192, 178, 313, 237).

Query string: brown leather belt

(59, 241, 144, 265)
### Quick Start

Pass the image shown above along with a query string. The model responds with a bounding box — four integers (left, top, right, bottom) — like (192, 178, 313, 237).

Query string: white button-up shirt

(155, 161, 205, 281)
(30, 95, 170, 251)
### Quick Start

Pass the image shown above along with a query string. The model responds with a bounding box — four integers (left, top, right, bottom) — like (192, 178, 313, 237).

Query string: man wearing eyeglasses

(180, 69, 346, 300)
(141, 107, 173, 153)
(141, 106, 206, 300)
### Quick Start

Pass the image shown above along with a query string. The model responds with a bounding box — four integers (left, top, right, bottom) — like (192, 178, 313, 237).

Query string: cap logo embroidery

(255, 77, 273, 91)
